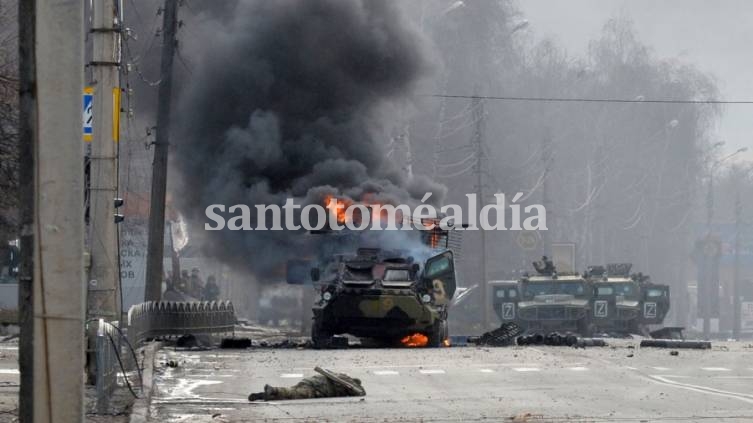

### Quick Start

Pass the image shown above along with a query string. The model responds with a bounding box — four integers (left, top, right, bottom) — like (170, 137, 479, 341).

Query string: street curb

(129, 342, 162, 423)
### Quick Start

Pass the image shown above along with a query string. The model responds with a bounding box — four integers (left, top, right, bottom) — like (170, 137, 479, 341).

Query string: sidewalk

(0, 338, 136, 423)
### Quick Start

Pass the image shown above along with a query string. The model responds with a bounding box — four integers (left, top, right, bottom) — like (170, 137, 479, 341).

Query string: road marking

(419, 369, 445, 375)
(651, 367, 670, 371)
(0, 369, 19, 375)
(293, 362, 540, 370)
(513, 367, 540, 372)
(625, 366, 638, 370)
(279, 373, 303, 378)
(479, 369, 495, 373)
(568, 367, 588, 371)
(373, 370, 399, 376)
(701, 367, 731, 372)
(648, 375, 753, 404)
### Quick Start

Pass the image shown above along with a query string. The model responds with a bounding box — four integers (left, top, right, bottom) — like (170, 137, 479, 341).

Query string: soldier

(178, 269, 190, 293)
(532, 256, 555, 275)
(189, 267, 204, 298)
(248, 368, 365, 401)
(202, 275, 220, 301)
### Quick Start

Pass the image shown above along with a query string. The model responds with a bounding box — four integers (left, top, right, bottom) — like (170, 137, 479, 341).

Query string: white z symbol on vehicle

(594, 300, 608, 317)
(644, 302, 657, 318)
(502, 303, 515, 319)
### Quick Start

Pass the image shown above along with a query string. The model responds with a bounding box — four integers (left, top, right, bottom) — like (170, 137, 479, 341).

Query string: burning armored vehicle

(286, 204, 462, 348)
(309, 247, 456, 348)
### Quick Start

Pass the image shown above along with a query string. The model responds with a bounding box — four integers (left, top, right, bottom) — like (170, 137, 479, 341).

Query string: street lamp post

(733, 165, 752, 339)
(703, 147, 748, 339)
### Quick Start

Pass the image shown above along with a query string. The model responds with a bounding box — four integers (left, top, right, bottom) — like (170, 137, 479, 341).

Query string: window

(560, 283, 585, 295)
(508, 289, 517, 298)
(646, 288, 664, 298)
(596, 286, 614, 296)
(344, 266, 373, 281)
(495, 289, 505, 298)
(523, 283, 557, 297)
(384, 269, 411, 281)
(614, 283, 636, 296)
(425, 257, 450, 278)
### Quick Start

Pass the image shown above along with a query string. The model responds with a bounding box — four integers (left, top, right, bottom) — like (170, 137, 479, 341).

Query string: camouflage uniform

(249, 373, 365, 401)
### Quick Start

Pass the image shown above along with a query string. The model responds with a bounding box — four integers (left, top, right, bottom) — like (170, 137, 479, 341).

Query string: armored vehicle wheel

(311, 318, 333, 349)
(427, 319, 448, 348)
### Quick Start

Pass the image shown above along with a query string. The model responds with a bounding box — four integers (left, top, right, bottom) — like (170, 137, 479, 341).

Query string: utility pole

(733, 185, 742, 339)
(17, 1, 35, 420)
(472, 92, 489, 331)
(19, 1, 87, 421)
(541, 131, 552, 257)
(88, 0, 122, 322)
(145, 0, 179, 302)
(703, 172, 713, 340)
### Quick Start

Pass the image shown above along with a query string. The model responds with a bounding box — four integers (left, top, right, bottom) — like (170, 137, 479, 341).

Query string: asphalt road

(149, 340, 753, 422)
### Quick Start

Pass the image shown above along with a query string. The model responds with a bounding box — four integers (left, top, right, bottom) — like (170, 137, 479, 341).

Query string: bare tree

(0, 0, 19, 242)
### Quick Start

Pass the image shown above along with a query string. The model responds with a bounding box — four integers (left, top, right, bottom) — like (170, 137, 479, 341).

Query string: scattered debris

(175, 334, 214, 349)
(449, 335, 469, 347)
(650, 327, 685, 340)
(574, 338, 607, 348)
(511, 412, 544, 422)
(669, 350, 679, 356)
(220, 337, 252, 349)
(640, 339, 711, 349)
(468, 323, 522, 346)
(165, 360, 179, 368)
(514, 331, 606, 348)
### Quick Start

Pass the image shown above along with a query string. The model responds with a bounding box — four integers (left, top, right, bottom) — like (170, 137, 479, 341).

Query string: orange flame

(324, 195, 352, 225)
(442, 338, 451, 347)
(400, 333, 429, 347)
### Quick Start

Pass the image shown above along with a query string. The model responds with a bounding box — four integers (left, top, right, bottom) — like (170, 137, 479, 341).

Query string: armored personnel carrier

(516, 257, 592, 335)
(309, 247, 456, 348)
(285, 209, 462, 348)
(585, 264, 670, 336)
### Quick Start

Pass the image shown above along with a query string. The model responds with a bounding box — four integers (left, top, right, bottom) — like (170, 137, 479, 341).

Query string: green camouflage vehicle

(586, 264, 671, 336)
(490, 280, 520, 324)
(586, 264, 642, 334)
(309, 247, 457, 348)
(515, 257, 592, 334)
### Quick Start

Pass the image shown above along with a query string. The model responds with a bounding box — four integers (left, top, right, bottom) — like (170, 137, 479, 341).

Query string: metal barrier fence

(94, 319, 122, 414)
(126, 301, 236, 345)
(93, 301, 235, 413)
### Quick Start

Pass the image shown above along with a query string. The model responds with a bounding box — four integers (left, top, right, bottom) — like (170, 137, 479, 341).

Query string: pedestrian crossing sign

(83, 87, 93, 141)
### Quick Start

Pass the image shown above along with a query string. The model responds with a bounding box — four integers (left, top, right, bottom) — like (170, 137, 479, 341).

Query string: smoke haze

(172, 0, 445, 275)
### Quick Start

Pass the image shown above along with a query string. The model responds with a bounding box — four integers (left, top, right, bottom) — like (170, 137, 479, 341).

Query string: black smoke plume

(173, 0, 445, 276)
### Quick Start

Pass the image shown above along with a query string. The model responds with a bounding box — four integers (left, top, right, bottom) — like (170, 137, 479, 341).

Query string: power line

(426, 94, 753, 105)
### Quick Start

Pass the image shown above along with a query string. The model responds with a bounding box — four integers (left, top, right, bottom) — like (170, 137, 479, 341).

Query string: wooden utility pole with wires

(541, 132, 553, 257)
(733, 184, 742, 339)
(145, 0, 179, 302)
(19, 1, 87, 420)
(471, 92, 490, 331)
(88, 0, 122, 322)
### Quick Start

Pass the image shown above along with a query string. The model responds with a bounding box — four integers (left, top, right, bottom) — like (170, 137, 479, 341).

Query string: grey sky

(516, 0, 753, 162)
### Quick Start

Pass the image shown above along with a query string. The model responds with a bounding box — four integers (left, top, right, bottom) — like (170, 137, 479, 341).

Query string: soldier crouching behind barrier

(248, 367, 365, 401)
